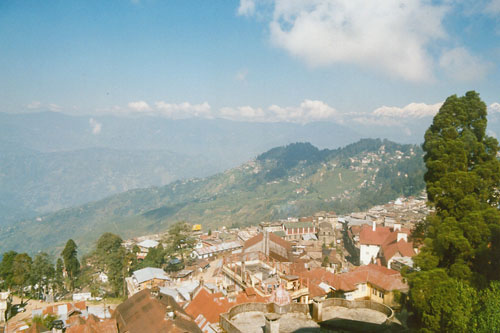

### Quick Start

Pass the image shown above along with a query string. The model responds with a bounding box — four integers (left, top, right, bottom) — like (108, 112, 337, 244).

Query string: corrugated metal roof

(195, 241, 242, 256)
(133, 267, 170, 284)
(137, 239, 159, 248)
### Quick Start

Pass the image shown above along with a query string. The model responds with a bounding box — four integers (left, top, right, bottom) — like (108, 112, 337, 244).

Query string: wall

(360, 244, 380, 265)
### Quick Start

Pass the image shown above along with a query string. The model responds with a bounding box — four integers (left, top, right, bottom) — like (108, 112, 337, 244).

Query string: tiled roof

(185, 287, 267, 326)
(243, 232, 292, 252)
(381, 233, 416, 264)
(244, 233, 263, 249)
(269, 232, 292, 250)
(348, 264, 408, 292)
(115, 289, 201, 333)
(66, 315, 118, 333)
(359, 225, 392, 245)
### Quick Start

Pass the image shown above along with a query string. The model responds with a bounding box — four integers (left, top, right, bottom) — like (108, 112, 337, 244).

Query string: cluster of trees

(0, 221, 199, 303)
(130, 221, 197, 272)
(0, 239, 80, 302)
(408, 91, 500, 332)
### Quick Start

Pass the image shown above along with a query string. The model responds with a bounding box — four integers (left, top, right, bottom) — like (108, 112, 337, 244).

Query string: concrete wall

(322, 298, 393, 320)
(360, 244, 380, 265)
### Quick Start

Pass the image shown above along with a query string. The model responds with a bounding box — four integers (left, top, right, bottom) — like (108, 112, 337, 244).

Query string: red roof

(66, 315, 118, 333)
(381, 233, 416, 264)
(294, 264, 408, 294)
(185, 287, 267, 326)
(244, 232, 292, 251)
(359, 225, 392, 245)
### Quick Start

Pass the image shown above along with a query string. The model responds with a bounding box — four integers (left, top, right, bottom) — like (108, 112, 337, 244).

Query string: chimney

(397, 233, 407, 242)
(394, 223, 401, 231)
(165, 305, 175, 320)
(264, 231, 270, 256)
(265, 313, 280, 333)
(372, 221, 376, 232)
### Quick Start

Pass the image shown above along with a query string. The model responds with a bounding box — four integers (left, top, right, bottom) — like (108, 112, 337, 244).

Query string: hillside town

(0, 195, 430, 332)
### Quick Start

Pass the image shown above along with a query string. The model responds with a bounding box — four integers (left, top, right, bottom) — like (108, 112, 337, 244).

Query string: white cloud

(439, 47, 492, 81)
(269, 99, 340, 123)
(27, 101, 41, 109)
(220, 106, 266, 120)
(155, 101, 212, 119)
(238, 0, 256, 16)
(219, 99, 340, 123)
(48, 103, 62, 112)
(489, 102, 500, 113)
(242, 0, 448, 82)
(353, 101, 442, 126)
(235, 68, 249, 81)
(89, 118, 102, 135)
(486, 0, 500, 14)
(128, 101, 152, 111)
(373, 102, 443, 119)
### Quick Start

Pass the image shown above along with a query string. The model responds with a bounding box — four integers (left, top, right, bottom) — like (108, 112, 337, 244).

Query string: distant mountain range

(0, 111, 363, 226)
(0, 138, 425, 255)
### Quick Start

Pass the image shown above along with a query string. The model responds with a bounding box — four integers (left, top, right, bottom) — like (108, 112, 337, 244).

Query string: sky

(1, 0, 500, 139)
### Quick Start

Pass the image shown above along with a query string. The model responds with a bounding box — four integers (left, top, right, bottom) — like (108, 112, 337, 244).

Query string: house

(137, 239, 160, 253)
(359, 222, 415, 267)
(127, 267, 170, 295)
(318, 221, 335, 245)
(185, 286, 267, 333)
(294, 265, 408, 307)
(66, 314, 118, 333)
(191, 241, 242, 259)
(114, 289, 201, 333)
(282, 222, 317, 241)
(32, 301, 88, 328)
(243, 232, 293, 262)
(0, 292, 9, 323)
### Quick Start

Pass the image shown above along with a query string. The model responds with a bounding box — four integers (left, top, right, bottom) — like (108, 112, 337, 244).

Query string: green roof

(283, 222, 315, 229)
(273, 230, 286, 238)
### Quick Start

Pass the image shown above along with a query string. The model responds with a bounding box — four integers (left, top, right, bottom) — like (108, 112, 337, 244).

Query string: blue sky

(1, 0, 500, 138)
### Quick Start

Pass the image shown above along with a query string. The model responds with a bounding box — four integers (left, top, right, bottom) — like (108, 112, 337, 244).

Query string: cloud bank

(239, 0, 492, 82)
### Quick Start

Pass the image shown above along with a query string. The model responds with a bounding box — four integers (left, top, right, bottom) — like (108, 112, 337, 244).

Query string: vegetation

(408, 91, 500, 332)
(0, 138, 426, 255)
(62, 239, 80, 290)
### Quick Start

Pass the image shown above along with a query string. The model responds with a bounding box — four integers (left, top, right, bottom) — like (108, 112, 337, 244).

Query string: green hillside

(0, 139, 425, 255)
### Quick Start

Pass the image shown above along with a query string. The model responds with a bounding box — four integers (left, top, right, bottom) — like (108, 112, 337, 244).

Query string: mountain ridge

(0, 138, 425, 255)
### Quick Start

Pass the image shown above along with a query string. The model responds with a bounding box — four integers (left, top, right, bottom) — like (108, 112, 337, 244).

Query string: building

(359, 222, 415, 266)
(114, 289, 201, 333)
(222, 251, 309, 304)
(185, 286, 267, 332)
(295, 265, 408, 308)
(282, 222, 317, 241)
(137, 239, 159, 253)
(126, 267, 170, 295)
(0, 292, 9, 323)
(191, 240, 242, 259)
(318, 221, 335, 245)
(243, 232, 293, 262)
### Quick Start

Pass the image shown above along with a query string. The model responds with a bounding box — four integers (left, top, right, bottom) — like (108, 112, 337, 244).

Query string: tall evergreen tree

(12, 253, 32, 303)
(409, 91, 500, 331)
(62, 239, 80, 290)
(95, 233, 126, 296)
(30, 252, 55, 300)
(54, 258, 64, 292)
(0, 251, 18, 290)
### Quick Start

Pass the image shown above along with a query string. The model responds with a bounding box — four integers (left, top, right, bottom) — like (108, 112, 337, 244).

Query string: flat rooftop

(323, 306, 387, 324)
(230, 311, 319, 333)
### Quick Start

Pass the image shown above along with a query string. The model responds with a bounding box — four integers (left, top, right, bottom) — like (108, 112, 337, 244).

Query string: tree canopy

(62, 239, 80, 290)
(408, 91, 500, 331)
